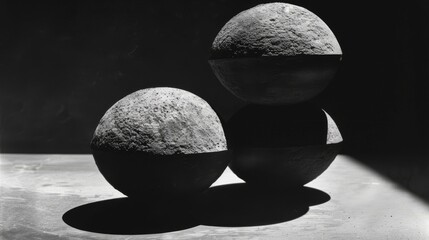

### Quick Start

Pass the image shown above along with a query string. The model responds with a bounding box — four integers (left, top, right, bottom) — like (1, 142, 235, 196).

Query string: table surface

(1, 154, 429, 240)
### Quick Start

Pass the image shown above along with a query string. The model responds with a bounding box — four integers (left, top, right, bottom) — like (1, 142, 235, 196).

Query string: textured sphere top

(91, 87, 227, 154)
(211, 2, 342, 59)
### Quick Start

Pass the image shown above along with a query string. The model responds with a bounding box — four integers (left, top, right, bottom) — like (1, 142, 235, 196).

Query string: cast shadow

(350, 153, 429, 203)
(63, 184, 331, 234)
(193, 183, 330, 227)
(62, 197, 199, 235)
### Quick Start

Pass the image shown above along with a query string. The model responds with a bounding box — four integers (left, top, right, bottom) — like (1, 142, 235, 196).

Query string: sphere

(209, 3, 342, 104)
(91, 87, 230, 199)
(227, 104, 342, 189)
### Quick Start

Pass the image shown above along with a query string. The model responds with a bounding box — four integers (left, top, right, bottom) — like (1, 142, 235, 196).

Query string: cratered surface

(211, 2, 341, 59)
(91, 87, 227, 154)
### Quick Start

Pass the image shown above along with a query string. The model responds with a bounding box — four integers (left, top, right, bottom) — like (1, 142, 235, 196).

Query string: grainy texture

(211, 2, 342, 59)
(91, 88, 227, 154)
(2, 154, 429, 239)
(325, 110, 343, 144)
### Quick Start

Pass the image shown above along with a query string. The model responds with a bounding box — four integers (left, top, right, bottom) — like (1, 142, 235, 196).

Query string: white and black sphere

(209, 3, 342, 105)
(91, 87, 230, 199)
(227, 104, 342, 189)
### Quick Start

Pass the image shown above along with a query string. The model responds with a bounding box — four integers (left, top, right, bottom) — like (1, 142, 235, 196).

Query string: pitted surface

(91, 87, 227, 154)
(324, 110, 343, 144)
(211, 3, 342, 59)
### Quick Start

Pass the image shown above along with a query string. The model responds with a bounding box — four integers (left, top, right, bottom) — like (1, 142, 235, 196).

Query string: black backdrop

(1, 0, 428, 154)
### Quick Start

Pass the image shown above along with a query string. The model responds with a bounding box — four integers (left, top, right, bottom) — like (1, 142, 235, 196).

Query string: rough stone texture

(324, 110, 343, 144)
(211, 2, 342, 59)
(91, 87, 227, 154)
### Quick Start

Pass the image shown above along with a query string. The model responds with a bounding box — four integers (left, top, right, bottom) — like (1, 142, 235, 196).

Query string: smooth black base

(209, 55, 341, 105)
(92, 150, 231, 199)
(229, 144, 342, 189)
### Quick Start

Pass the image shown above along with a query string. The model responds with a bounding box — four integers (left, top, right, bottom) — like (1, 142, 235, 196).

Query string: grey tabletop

(1, 154, 428, 239)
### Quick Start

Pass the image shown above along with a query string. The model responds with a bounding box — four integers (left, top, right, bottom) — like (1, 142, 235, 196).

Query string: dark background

(1, 0, 428, 155)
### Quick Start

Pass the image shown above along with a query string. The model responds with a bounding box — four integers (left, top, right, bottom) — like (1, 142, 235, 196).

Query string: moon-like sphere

(91, 87, 230, 199)
(209, 3, 342, 104)
(91, 87, 227, 154)
(227, 104, 342, 189)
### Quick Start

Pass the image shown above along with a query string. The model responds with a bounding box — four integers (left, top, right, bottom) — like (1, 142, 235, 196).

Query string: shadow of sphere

(62, 198, 198, 235)
(193, 183, 330, 227)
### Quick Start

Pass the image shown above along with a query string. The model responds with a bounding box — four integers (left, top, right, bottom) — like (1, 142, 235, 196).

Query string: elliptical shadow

(62, 197, 199, 235)
(63, 184, 330, 233)
(193, 183, 330, 227)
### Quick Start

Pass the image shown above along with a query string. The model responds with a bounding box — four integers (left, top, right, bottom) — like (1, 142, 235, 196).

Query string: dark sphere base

(92, 149, 231, 199)
(229, 144, 342, 188)
(209, 55, 341, 105)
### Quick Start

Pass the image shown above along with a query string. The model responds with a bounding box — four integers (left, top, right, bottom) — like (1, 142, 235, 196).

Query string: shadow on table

(194, 183, 330, 227)
(62, 197, 199, 235)
(351, 153, 429, 203)
(63, 183, 330, 234)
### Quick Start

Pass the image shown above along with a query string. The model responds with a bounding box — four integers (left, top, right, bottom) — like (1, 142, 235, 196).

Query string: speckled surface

(211, 3, 342, 59)
(325, 110, 342, 144)
(1, 154, 429, 239)
(91, 88, 227, 154)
